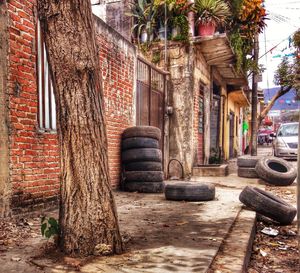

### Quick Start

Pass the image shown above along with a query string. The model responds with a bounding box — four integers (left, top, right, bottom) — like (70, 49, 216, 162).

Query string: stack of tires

(237, 155, 260, 178)
(121, 126, 164, 193)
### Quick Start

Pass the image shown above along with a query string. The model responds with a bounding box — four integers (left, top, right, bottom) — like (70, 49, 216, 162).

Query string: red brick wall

(7, 1, 60, 214)
(95, 18, 135, 187)
(5, 4, 135, 213)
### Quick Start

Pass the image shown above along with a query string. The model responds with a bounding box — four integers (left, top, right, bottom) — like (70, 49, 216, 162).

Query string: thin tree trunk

(250, 33, 259, 156)
(38, 1, 123, 255)
(258, 86, 292, 126)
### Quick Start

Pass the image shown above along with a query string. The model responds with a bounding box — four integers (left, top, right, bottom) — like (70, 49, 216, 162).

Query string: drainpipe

(164, 1, 167, 69)
(187, 0, 195, 37)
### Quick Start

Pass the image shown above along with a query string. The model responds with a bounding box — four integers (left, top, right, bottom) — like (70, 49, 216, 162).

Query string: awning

(228, 90, 250, 107)
(192, 34, 248, 87)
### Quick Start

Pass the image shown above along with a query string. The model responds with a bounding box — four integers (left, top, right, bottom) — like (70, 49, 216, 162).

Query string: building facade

(0, 0, 250, 216)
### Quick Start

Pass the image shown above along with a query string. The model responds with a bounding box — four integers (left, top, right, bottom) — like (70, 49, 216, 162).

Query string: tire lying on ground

(123, 181, 163, 193)
(237, 167, 259, 178)
(122, 137, 160, 150)
(164, 182, 215, 201)
(122, 126, 161, 140)
(255, 157, 297, 186)
(124, 171, 164, 182)
(122, 148, 162, 163)
(124, 161, 162, 172)
(237, 155, 261, 168)
(239, 186, 297, 225)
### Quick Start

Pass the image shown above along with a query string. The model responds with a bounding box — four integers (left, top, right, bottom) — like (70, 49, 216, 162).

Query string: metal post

(250, 33, 259, 156)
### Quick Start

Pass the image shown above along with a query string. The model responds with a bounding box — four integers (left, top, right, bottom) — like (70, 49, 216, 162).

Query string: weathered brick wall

(193, 52, 210, 165)
(94, 17, 136, 187)
(193, 90, 204, 165)
(7, 1, 60, 214)
(4, 4, 136, 214)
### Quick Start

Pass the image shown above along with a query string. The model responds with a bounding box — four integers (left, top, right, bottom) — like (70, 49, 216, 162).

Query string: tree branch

(258, 85, 292, 125)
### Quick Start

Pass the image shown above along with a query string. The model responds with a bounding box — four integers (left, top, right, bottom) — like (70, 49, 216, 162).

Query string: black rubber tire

(164, 182, 215, 202)
(124, 161, 162, 171)
(122, 137, 159, 150)
(255, 157, 297, 186)
(124, 171, 164, 182)
(122, 148, 162, 163)
(122, 126, 161, 140)
(237, 167, 258, 178)
(239, 186, 297, 225)
(123, 181, 163, 193)
(237, 155, 261, 168)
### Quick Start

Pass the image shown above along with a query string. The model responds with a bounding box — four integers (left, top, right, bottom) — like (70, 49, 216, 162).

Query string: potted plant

(168, 0, 191, 40)
(126, 0, 157, 46)
(194, 0, 231, 37)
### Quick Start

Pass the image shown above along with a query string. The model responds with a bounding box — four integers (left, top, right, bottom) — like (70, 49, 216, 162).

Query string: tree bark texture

(38, 1, 123, 255)
(250, 33, 259, 156)
(258, 86, 292, 126)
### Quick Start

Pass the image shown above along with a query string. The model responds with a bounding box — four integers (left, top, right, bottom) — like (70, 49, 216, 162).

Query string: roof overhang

(192, 34, 248, 87)
(228, 90, 250, 107)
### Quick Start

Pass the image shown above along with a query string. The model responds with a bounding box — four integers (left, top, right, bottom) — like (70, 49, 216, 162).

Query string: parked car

(273, 122, 298, 159)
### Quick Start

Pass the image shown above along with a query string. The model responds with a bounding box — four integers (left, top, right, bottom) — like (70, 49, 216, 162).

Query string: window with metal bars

(37, 20, 56, 131)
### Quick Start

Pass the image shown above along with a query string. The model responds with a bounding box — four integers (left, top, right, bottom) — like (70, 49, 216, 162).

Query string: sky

(258, 0, 300, 90)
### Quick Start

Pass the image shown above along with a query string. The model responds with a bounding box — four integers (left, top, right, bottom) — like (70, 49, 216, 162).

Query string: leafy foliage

(194, 0, 231, 26)
(126, 0, 157, 46)
(274, 55, 300, 99)
(228, 0, 267, 72)
(41, 216, 60, 239)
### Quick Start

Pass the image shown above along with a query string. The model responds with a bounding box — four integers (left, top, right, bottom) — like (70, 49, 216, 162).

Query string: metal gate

(136, 58, 166, 150)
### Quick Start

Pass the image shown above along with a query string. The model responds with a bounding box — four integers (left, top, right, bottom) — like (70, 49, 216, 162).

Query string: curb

(207, 208, 257, 273)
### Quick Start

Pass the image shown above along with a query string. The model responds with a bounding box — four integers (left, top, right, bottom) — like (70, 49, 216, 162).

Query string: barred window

(37, 20, 56, 131)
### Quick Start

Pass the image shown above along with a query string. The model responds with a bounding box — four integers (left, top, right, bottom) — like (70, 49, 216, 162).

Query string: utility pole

(250, 33, 259, 156)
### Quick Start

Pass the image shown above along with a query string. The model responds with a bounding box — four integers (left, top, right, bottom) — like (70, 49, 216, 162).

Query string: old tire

(237, 167, 258, 178)
(255, 157, 297, 186)
(239, 186, 297, 225)
(122, 137, 159, 150)
(123, 181, 163, 193)
(122, 148, 162, 163)
(122, 126, 161, 140)
(124, 161, 162, 172)
(124, 171, 164, 182)
(237, 155, 261, 168)
(164, 182, 215, 202)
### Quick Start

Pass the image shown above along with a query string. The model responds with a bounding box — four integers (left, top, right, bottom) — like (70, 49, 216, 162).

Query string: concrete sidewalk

(1, 173, 260, 273)
(67, 175, 259, 273)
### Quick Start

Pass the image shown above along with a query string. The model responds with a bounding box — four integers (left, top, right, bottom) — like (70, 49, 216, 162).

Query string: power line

(259, 32, 296, 59)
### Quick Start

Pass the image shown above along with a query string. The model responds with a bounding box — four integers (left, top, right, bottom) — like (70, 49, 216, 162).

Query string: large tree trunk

(258, 86, 292, 125)
(38, 1, 123, 255)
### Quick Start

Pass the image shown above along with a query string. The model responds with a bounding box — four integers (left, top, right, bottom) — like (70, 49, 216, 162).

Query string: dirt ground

(247, 155, 299, 273)
(0, 187, 242, 273)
